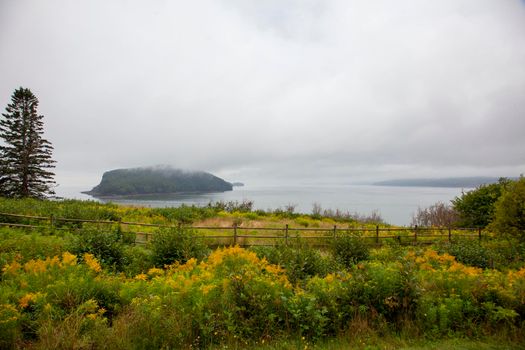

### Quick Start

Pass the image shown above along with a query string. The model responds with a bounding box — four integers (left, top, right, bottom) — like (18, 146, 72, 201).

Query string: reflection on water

(56, 184, 469, 226)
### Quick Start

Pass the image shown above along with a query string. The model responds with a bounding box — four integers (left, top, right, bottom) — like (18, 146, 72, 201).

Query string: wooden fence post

(448, 227, 452, 243)
(49, 215, 54, 230)
(233, 223, 238, 246)
(333, 225, 337, 240)
(375, 225, 379, 245)
(414, 225, 418, 244)
(285, 224, 289, 246)
(116, 218, 123, 241)
(478, 227, 482, 241)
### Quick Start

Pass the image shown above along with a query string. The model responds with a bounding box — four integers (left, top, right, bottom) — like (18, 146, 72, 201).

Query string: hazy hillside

(373, 177, 509, 188)
(85, 167, 232, 197)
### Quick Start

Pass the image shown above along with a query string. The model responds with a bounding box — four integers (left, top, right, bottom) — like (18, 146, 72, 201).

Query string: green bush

(68, 228, 125, 270)
(438, 239, 490, 268)
(251, 244, 335, 285)
(150, 227, 208, 267)
(332, 234, 370, 268)
(452, 179, 510, 228)
(0, 228, 67, 266)
(488, 177, 525, 241)
(121, 245, 155, 276)
(484, 240, 525, 269)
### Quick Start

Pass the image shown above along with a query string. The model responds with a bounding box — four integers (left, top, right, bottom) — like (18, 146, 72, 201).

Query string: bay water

(56, 184, 469, 226)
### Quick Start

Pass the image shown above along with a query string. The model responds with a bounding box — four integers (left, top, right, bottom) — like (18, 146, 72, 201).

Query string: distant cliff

(84, 167, 233, 197)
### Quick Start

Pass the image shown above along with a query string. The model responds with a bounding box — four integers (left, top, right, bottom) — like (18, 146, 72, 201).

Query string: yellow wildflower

(134, 273, 147, 281)
(19, 292, 42, 308)
(0, 304, 19, 324)
(324, 273, 335, 283)
(45, 256, 60, 267)
(61, 252, 77, 266)
(23, 259, 47, 274)
(424, 249, 439, 260)
(420, 263, 435, 272)
(439, 253, 456, 263)
(265, 264, 285, 276)
(83, 253, 102, 273)
(147, 267, 164, 277)
(2, 260, 21, 275)
(415, 257, 426, 264)
(172, 258, 198, 272)
(201, 284, 214, 295)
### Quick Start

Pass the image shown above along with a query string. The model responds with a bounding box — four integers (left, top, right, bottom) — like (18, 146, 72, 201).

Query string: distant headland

(83, 166, 233, 198)
(373, 176, 512, 188)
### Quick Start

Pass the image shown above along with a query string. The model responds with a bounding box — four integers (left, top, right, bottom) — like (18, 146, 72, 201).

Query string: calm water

(56, 184, 469, 226)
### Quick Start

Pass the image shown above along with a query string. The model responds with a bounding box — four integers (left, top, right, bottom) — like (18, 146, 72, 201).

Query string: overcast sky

(1, 0, 524, 190)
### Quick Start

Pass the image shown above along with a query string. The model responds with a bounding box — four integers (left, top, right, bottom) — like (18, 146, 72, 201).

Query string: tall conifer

(0, 87, 56, 198)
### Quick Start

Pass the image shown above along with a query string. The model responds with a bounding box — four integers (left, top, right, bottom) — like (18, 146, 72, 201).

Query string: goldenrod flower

(83, 253, 102, 273)
(61, 252, 77, 266)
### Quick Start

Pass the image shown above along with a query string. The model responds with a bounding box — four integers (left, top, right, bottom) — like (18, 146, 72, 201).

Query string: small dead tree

(412, 202, 459, 227)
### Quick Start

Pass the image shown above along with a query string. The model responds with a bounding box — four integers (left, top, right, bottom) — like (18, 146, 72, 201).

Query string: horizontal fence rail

(0, 211, 485, 247)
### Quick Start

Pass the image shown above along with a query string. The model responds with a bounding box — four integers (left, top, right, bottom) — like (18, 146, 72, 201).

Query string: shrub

(68, 228, 125, 270)
(488, 177, 525, 241)
(437, 239, 490, 269)
(452, 179, 510, 228)
(150, 227, 208, 267)
(332, 234, 370, 268)
(0, 229, 67, 266)
(412, 202, 459, 227)
(209, 200, 254, 213)
(114, 247, 293, 347)
(250, 244, 335, 285)
(121, 245, 155, 276)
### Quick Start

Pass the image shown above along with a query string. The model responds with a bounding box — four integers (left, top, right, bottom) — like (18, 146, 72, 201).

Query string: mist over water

(56, 184, 469, 226)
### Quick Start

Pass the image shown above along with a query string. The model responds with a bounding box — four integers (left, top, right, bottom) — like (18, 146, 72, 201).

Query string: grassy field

(0, 198, 524, 349)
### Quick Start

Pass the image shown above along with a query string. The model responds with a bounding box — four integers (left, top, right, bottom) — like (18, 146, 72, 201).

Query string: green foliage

(2, 197, 525, 348)
(68, 228, 125, 270)
(121, 245, 154, 276)
(150, 227, 209, 266)
(0, 197, 121, 226)
(452, 179, 510, 228)
(483, 240, 525, 269)
(488, 177, 525, 241)
(437, 239, 491, 269)
(0, 228, 67, 267)
(332, 234, 370, 268)
(250, 244, 335, 285)
(0, 87, 56, 199)
(209, 199, 254, 213)
(417, 295, 480, 336)
(1, 244, 525, 348)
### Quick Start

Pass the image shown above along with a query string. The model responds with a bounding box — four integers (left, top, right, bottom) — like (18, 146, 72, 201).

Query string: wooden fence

(0, 212, 485, 247)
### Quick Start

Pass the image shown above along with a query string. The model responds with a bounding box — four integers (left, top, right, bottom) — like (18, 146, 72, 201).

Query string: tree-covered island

(84, 166, 233, 197)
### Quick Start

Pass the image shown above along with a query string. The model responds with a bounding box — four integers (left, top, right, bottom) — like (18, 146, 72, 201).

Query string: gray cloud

(1, 0, 524, 188)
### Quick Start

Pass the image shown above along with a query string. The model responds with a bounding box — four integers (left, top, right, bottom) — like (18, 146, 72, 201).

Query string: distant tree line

(412, 177, 525, 241)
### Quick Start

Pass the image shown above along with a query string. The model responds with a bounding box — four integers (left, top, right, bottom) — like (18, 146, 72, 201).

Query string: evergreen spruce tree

(0, 87, 56, 198)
